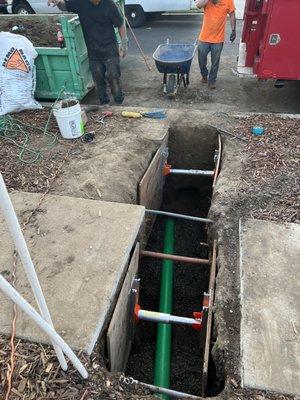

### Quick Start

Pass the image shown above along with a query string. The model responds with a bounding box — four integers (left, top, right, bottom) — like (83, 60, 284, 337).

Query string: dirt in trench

(126, 180, 212, 395)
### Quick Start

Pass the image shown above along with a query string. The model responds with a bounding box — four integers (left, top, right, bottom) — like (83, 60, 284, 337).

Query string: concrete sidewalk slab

(0, 192, 144, 354)
(240, 219, 300, 396)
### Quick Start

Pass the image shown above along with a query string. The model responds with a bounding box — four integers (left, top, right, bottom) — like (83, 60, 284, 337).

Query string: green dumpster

(35, 15, 93, 100)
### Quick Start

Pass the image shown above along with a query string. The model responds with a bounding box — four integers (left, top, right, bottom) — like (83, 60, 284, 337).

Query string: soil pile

(0, 19, 58, 47)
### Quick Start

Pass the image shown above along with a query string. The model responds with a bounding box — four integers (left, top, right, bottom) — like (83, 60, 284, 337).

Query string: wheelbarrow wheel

(166, 74, 176, 97)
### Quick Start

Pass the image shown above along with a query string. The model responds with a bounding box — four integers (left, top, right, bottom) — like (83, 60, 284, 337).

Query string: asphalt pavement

(128, 14, 241, 57)
(84, 14, 300, 114)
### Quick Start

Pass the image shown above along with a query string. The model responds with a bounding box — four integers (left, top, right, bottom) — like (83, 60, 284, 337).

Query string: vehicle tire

(125, 5, 146, 28)
(166, 74, 176, 97)
(13, 1, 34, 14)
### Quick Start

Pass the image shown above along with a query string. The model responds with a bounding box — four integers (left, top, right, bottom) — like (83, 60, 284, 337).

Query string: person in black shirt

(48, 0, 126, 105)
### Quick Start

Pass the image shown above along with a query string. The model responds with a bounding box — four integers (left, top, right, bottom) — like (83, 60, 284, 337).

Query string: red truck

(237, 0, 300, 87)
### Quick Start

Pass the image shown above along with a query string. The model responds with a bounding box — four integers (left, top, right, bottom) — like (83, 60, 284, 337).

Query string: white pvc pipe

(169, 169, 214, 177)
(138, 309, 201, 327)
(0, 174, 67, 370)
(0, 275, 88, 379)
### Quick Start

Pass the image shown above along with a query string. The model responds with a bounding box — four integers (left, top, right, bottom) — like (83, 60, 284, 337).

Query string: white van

(125, 0, 196, 27)
(6, 0, 245, 25)
(125, 0, 245, 27)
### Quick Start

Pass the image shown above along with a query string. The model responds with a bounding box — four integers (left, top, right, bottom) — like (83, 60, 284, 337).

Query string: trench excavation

(121, 126, 223, 397)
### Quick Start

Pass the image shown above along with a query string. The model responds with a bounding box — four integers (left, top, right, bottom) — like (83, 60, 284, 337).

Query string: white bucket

(53, 100, 84, 139)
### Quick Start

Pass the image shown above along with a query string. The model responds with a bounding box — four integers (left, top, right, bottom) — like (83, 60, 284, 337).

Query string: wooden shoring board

(107, 243, 140, 372)
(202, 240, 217, 396)
(138, 134, 168, 210)
(213, 134, 222, 189)
(138, 134, 168, 246)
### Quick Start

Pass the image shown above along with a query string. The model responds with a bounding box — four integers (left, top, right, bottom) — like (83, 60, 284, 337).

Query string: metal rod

(139, 382, 201, 399)
(169, 168, 214, 177)
(0, 174, 67, 371)
(146, 209, 213, 224)
(117, 5, 152, 71)
(140, 250, 210, 266)
(138, 309, 201, 327)
(209, 124, 248, 142)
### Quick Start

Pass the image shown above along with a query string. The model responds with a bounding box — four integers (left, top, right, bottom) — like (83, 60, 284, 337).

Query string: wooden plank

(138, 134, 168, 210)
(213, 134, 222, 189)
(202, 240, 217, 396)
(107, 243, 140, 372)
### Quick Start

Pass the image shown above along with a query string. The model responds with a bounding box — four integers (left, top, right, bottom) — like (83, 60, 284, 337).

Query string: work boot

(201, 76, 208, 83)
(114, 95, 124, 105)
(208, 82, 216, 89)
(110, 78, 124, 105)
(99, 93, 110, 105)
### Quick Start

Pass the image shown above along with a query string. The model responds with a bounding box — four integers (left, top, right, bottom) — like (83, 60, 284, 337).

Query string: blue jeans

(198, 42, 224, 84)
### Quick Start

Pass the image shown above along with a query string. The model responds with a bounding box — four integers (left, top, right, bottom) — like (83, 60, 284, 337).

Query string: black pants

(90, 58, 124, 105)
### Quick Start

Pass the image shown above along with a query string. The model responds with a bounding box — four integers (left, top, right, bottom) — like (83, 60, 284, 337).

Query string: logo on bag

(2, 47, 31, 73)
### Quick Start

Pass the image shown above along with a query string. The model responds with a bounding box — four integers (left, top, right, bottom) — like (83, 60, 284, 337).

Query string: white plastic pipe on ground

(0, 274, 88, 379)
(0, 174, 67, 370)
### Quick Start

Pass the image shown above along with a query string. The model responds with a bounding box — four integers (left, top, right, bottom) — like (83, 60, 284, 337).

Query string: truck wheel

(125, 5, 146, 28)
(13, 1, 34, 14)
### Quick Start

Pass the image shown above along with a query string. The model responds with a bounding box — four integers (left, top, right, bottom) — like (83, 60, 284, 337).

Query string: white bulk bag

(0, 32, 42, 115)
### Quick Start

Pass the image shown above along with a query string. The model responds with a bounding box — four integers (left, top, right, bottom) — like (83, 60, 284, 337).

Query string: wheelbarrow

(153, 41, 197, 97)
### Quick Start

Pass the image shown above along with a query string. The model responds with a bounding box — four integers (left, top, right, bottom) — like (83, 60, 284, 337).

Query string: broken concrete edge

(76, 208, 145, 356)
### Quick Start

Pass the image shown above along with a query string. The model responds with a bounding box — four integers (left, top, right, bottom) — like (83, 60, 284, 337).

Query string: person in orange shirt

(196, 0, 236, 89)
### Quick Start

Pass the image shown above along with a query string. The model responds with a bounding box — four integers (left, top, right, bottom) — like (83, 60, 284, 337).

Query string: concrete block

(0, 192, 144, 354)
(240, 219, 300, 396)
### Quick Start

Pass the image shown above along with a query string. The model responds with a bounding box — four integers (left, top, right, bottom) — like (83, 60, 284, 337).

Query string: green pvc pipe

(154, 218, 175, 400)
